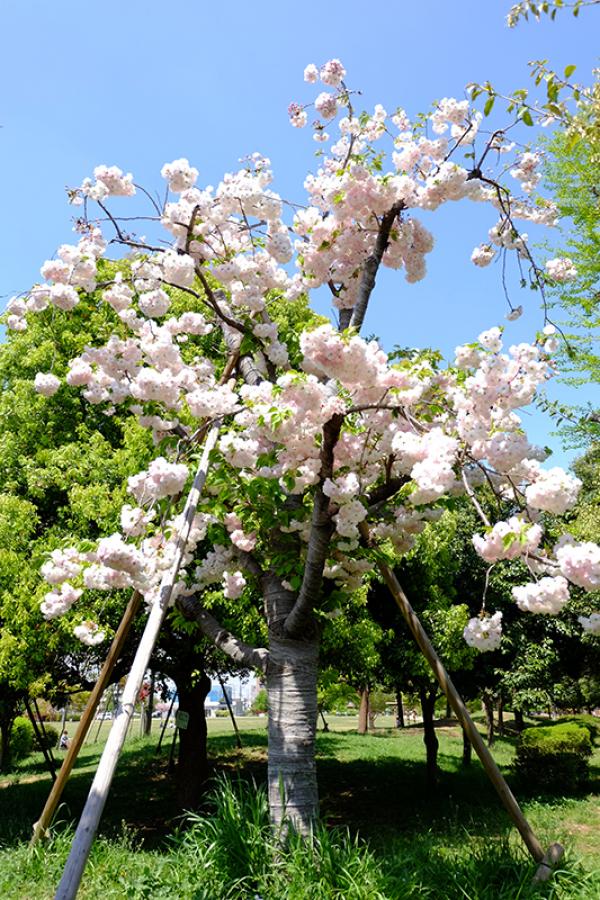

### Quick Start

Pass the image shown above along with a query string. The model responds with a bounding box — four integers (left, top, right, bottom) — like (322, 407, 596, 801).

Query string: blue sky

(1, 0, 598, 466)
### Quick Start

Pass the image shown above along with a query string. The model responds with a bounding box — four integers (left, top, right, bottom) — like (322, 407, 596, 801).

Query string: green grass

(0, 715, 598, 898)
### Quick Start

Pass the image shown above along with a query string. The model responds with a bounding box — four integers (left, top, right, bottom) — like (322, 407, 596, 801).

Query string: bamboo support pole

(359, 522, 564, 880)
(54, 423, 220, 900)
(31, 589, 143, 845)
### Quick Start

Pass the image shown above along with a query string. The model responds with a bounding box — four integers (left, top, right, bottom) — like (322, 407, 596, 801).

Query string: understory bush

(41, 724, 60, 750)
(515, 723, 592, 791)
(9, 716, 34, 761)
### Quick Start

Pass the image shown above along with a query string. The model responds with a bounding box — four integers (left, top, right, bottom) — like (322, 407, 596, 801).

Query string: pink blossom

(34, 373, 61, 397)
(319, 59, 346, 87)
(545, 257, 577, 283)
(315, 92, 338, 120)
(512, 576, 569, 615)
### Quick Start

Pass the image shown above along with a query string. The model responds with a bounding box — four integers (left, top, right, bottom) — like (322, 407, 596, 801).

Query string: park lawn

(0, 716, 598, 898)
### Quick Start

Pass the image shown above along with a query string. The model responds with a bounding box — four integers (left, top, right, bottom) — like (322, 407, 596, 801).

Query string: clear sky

(1, 0, 598, 466)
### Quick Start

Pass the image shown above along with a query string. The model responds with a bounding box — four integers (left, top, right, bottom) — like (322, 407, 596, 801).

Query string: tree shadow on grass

(0, 740, 182, 849)
(0, 731, 270, 850)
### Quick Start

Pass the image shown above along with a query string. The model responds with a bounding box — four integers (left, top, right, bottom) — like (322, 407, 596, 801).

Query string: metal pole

(217, 673, 242, 749)
(361, 521, 563, 877)
(31, 589, 143, 845)
(54, 424, 220, 900)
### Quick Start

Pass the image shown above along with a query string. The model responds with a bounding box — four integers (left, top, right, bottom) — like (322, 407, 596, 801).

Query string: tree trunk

(173, 670, 211, 810)
(497, 698, 504, 737)
(395, 687, 404, 728)
(143, 670, 155, 736)
(357, 687, 370, 735)
(266, 634, 319, 835)
(0, 717, 12, 772)
(445, 699, 451, 719)
(420, 687, 439, 789)
(483, 696, 495, 746)
(462, 726, 472, 766)
(514, 709, 524, 732)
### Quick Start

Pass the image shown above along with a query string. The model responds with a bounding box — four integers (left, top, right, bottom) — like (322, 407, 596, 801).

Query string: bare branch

(462, 468, 492, 528)
(284, 413, 344, 639)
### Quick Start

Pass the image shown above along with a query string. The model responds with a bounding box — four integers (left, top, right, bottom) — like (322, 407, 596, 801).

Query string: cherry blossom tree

(8, 60, 600, 832)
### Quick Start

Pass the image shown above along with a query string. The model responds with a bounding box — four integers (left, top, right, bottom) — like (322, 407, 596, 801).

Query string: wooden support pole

(359, 522, 563, 875)
(217, 672, 242, 749)
(168, 721, 178, 773)
(33, 697, 58, 771)
(31, 589, 142, 846)
(54, 424, 220, 900)
(156, 695, 175, 754)
(92, 703, 104, 745)
(58, 705, 68, 750)
(25, 700, 56, 782)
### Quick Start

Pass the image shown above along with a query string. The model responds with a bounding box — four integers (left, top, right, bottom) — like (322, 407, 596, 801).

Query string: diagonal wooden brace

(359, 521, 564, 878)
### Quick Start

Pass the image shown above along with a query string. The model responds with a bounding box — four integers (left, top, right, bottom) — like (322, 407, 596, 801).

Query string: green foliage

(538, 118, 600, 446)
(249, 688, 268, 715)
(8, 716, 34, 761)
(554, 714, 600, 742)
(41, 724, 60, 750)
(516, 722, 592, 790)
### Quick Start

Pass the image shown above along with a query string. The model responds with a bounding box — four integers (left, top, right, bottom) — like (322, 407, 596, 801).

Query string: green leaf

(521, 109, 534, 127)
(564, 65, 577, 79)
(483, 96, 495, 117)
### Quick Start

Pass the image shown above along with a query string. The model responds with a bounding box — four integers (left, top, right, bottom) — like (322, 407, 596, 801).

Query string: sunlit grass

(0, 715, 598, 898)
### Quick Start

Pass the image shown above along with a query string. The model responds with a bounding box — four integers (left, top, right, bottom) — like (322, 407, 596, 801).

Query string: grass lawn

(0, 714, 598, 898)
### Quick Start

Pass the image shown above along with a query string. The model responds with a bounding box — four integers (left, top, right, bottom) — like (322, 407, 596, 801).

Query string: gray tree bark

(266, 634, 319, 835)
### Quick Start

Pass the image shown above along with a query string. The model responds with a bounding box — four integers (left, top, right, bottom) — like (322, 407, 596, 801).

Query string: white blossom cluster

(512, 575, 570, 615)
(578, 613, 600, 636)
(463, 612, 503, 652)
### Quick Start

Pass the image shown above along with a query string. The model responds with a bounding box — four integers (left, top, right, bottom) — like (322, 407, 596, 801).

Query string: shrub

(42, 724, 60, 749)
(554, 714, 600, 743)
(515, 722, 592, 791)
(9, 717, 34, 761)
(250, 688, 268, 715)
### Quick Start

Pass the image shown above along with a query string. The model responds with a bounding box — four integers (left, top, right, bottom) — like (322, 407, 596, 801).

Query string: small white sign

(175, 710, 190, 730)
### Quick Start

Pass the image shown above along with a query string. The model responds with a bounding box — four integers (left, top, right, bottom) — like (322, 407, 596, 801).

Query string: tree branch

(284, 413, 344, 639)
(178, 596, 268, 673)
(366, 476, 409, 514)
(349, 202, 404, 333)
